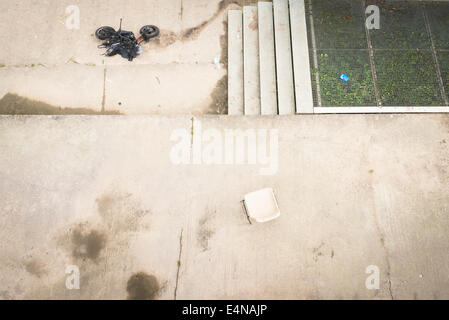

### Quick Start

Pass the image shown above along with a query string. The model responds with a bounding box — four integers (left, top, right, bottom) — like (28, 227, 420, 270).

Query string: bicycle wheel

(139, 25, 160, 39)
(95, 26, 116, 40)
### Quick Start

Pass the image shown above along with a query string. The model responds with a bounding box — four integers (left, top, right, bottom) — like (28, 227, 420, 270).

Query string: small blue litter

(340, 73, 349, 82)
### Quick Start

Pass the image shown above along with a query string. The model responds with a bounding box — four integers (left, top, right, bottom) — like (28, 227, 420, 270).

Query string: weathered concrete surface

(258, 2, 278, 115)
(0, 0, 246, 114)
(290, 0, 314, 114)
(0, 114, 448, 300)
(243, 6, 261, 115)
(227, 10, 244, 115)
(273, 0, 295, 115)
(0, 65, 104, 112)
(105, 64, 225, 114)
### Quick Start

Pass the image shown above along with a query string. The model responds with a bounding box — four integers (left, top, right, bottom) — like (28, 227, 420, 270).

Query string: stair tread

(258, 2, 278, 115)
(273, 0, 295, 115)
(227, 1, 314, 116)
(290, 0, 314, 114)
(228, 10, 244, 115)
(243, 6, 261, 115)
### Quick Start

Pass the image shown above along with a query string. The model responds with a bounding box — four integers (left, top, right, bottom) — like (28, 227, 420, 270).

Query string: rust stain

(249, 10, 258, 30)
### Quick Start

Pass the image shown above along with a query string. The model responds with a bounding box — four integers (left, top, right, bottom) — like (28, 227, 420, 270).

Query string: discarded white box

(243, 188, 280, 223)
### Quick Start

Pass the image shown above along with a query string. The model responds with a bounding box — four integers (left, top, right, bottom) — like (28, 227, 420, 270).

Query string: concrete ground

(0, 0, 261, 114)
(1, 0, 449, 301)
(0, 114, 448, 299)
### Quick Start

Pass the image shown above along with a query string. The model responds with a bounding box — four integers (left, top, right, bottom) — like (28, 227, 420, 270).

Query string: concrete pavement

(0, 0, 249, 114)
(1, 0, 448, 301)
(0, 114, 448, 299)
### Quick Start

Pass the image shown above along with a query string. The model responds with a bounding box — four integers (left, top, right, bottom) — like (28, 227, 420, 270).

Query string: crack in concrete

(101, 67, 107, 113)
(180, 0, 184, 22)
(379, 236, 394, 300)
(366, 137, 395, 300)
(0, 63, 48, 69)
(371, 195, 395, 300)
(174, 228, 184, 300)
(67, 58, 97, 67)
(387, 278, 394, 300)
(190, 116, 195, 151)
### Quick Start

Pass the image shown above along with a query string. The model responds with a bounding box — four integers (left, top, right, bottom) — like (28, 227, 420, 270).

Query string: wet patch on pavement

(208, 75, 228, 114)
(0, 93, 121, 115)
(70, 225, 107, 262)
(24, 258, 47, 278)
(197, 209, 216, 252)
(126, 272, 160, 300)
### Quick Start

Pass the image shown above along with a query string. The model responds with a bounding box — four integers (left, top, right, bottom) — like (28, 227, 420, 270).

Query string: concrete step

(273, 0, 295, 115)
(227, 1, 314, 116)
(290, 0, 314, 114)
(0, 64, 104, 113)
(243, 6, 261, 115)
(228, 10, 244, 115)
(258, 2, 278, 115)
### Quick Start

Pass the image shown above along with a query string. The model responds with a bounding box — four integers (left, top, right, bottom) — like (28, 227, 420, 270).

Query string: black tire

(139, 25, 159, 39)
(95, 26, 116, 40)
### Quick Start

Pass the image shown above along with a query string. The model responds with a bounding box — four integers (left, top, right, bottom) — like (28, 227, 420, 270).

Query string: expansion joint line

(421, 2, 448, 106)
(190, 117, 194, 151)
(308, 0, 322, 108)
(101, 66, 107, 113)
(174, 228, 184, 300)
(364, 0, 382, 107)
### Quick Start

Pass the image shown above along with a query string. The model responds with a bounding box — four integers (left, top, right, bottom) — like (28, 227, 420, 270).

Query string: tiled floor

(307, 0, 449, 107)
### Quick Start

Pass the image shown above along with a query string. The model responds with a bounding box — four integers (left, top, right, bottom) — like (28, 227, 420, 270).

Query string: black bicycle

(95, 19, 160, 61)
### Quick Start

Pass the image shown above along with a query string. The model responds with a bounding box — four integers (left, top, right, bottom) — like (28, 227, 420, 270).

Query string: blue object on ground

(340, 73, 349, 82)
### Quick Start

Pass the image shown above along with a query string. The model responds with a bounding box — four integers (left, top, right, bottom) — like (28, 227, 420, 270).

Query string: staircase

(228, 0, 314, 115)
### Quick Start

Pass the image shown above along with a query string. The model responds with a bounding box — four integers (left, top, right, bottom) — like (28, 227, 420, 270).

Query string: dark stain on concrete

(208, 75, 228, 114)
(312, 242, 326, 262)
(183, 0, 263, 41)
(38, 193, 155, 299)
(440, 115, 449, 133)
(96, 193, 150, 233)
(218, 0, 262, 11)
(126, 272, 160, 300)
(197, 228, 215, 252)
(220, 19, 229, 69)
(152, 30, 178, 48)
(207, 16, 229, 115)
(96, 195, 116, 218)
(24, 259, 47, 278)
(197, 210, 216, 251)
(0, 93, 121, 115)
(71, 226, 107, 262)
(182, 21, 209, 41)
(153, 0, 261, 47)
